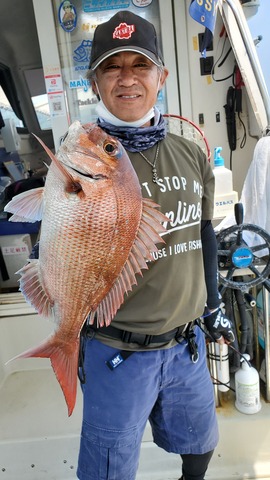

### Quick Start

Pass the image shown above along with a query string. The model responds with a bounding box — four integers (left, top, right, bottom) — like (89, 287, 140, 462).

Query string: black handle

(234, 203, 244, 225)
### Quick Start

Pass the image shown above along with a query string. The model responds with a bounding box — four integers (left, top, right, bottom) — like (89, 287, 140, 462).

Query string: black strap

(82, 322, 189, 347)
(78, 321, 198, 376)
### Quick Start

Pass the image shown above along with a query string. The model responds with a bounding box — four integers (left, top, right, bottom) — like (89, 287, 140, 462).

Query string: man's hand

(204, 308, 235, 344)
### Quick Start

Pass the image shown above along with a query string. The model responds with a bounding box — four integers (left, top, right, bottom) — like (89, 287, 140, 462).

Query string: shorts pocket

(77, 421, 141, 480)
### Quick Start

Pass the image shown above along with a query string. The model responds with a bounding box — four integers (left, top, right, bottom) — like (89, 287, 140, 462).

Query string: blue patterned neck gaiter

(97, 114, 167, 152)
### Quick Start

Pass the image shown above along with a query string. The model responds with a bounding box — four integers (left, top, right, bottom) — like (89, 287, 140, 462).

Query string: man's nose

(117, 67, 137, 85)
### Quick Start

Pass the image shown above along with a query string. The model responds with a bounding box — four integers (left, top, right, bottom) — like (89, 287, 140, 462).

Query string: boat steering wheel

(216, 203, 270, 293)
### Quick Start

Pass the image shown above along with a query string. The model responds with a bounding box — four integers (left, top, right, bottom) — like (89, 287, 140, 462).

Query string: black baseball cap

(89, 10, 164, 71)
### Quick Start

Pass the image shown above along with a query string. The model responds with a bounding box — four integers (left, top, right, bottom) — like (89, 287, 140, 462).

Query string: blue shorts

(77, 326, 218, 480)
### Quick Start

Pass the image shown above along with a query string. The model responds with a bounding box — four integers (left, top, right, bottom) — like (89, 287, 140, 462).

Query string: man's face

(93, 52, 168, 125)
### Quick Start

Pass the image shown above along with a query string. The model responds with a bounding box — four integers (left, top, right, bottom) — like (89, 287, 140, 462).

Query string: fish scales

(4, 121, 167, 415)
(40, 165, 141, 328)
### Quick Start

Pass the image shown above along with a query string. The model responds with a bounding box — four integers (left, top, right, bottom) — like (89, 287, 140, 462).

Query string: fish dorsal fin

(4, 187, 44, 222)
(91, 198, 167, 327)
(16, 260, 53, 317)
(33, 134, 82, 192)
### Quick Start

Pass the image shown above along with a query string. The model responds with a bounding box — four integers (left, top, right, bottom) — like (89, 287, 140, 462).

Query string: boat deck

(1, 367, 270, 480)
(1, 295, 270, 479)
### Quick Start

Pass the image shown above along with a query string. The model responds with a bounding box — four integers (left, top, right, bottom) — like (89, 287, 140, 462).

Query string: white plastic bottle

(213, 147, 238, 218)
(213, 147, 233, 195)
(235, 354, 261, 414)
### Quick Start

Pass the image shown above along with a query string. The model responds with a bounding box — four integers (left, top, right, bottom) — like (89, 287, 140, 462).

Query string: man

(77, 10, 234, 480)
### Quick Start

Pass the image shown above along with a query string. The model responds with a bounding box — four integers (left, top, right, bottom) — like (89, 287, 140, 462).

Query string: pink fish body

(5, 121, 166, 415)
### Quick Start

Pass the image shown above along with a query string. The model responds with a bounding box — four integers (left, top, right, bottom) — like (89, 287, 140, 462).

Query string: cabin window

(0, 64, 26, 131)
(24, 69, 52, 131)
(0, 86, 24, 128)
(30, 93, 51, 131)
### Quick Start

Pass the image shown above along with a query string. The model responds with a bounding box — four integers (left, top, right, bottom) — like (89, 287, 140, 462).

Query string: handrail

(220, 0, 270, 131)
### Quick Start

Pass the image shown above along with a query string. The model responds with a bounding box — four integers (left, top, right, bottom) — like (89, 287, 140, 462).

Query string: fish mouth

(61, 161, 107, 181)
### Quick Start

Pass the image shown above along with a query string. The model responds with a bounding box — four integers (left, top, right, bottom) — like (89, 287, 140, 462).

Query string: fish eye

(103, 141, 119, 156)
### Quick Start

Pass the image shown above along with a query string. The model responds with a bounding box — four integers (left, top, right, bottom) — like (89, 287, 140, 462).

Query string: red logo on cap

(113, 22, 135, 40)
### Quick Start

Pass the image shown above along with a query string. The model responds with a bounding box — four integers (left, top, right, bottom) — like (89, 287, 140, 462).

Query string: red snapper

(4, 121, 167, 415)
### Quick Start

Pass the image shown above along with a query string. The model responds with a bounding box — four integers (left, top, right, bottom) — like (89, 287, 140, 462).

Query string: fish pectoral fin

(8, 335, 79, 417)
(92, 198, 167, 328)
(4, 187, 44, 222)
(7, 214, 37, 223)
(17, 260, 52, 317)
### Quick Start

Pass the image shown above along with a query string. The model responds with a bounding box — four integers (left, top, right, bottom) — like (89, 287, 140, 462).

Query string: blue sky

(247, 0, 270, 96)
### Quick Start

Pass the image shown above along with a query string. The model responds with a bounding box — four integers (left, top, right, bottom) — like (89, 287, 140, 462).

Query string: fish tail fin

(8, 336, 80, 416)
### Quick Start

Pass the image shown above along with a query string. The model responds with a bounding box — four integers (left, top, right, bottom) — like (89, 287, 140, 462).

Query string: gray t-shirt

(95, 133, 215, 350)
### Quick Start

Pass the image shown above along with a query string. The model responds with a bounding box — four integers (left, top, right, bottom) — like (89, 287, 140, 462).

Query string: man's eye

(105, 64, 120, 70)
(135, 63, 149, 68)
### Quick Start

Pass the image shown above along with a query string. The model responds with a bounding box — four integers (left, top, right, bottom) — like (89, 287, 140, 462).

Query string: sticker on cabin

(1, 245, 29, 256)
(45, 74, 63, 94)
(132, 0, 152, 6)
(82, 0, 130, 13)
(48, 93, 66, 117)
(73, 40, 92, 64)
(59, 1, 77, 32)
(69, 77, 91, 92)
